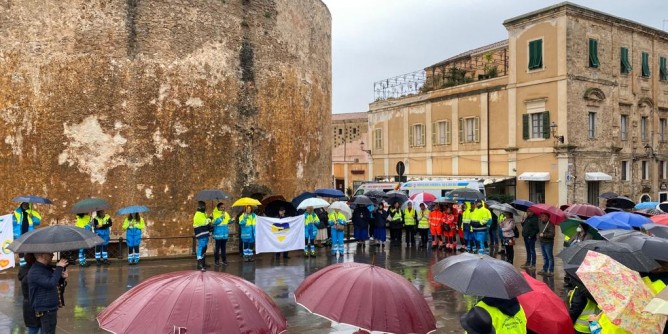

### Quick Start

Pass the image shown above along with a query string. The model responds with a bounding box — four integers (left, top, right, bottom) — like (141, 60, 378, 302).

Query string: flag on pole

(255, 216, 305, 254)
(0, 214, 15, 271)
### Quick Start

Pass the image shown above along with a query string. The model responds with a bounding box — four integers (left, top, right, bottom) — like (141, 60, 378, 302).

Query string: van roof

(400, 180, 481, 188)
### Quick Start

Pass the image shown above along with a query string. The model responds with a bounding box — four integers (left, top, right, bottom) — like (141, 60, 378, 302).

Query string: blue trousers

(474, 231, 487, 254)
(242, 241, 254, 256)
(540, 241, 554, 272)
(79, 249, 87, 264)
(331, 229, 344, 254)
(196, 237, 208, 260)
(464, 230, 475, 250)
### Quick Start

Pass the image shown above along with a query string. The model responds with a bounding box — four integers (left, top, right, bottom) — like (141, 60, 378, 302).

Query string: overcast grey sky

(321, 0, 668, 114)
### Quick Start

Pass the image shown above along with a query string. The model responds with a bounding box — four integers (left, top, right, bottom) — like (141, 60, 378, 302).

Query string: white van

(353, 182, 401, 196)
(399, 180, 485, 198)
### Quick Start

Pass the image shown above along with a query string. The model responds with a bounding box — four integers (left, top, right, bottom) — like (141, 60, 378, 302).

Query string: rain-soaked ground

(0, 236, 568, 333)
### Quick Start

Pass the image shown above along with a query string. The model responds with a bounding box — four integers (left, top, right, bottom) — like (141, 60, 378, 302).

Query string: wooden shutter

(459, 118, 464, 144)
(408, 124, 414, 147)
(432, 122, 437, 146)
(474, 117, 480, 143)
(522, 114, 530, 140)
(542, 112, 551, 139)
(446, 121, 451, 145)
(420, 124, 426, 146)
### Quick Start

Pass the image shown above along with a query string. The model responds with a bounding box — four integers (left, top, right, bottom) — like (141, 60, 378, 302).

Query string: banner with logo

(255, 216, 305, 254)
(0, 214, 15, 271)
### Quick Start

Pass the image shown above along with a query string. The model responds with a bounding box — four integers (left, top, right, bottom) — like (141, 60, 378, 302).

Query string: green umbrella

(560, 218, 603, 240)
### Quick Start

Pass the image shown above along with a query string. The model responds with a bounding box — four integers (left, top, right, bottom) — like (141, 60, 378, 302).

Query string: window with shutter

(431, 122, 437, 146)
(621, 47, 632, 74)
(642, 52, 651, 77)
(408, 124, 414, 147)
(528, 39, 543, 70)
(661, 57, 668, 81)
(589, 39, 599, 68)
(446, 121, 451, 145)
(420, 124, 425, 146)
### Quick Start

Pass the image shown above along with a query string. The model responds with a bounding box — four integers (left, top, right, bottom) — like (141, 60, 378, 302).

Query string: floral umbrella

(576, 250, 666, 333)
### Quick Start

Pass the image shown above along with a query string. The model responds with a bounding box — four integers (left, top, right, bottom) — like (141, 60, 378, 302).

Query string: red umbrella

(529, 204, 567, 224)
(295, 262, 437, 334)
(410, 192, 437, 204)
(97, 271, 287, 334)
(517, 273, 574, 334)
(564, 204, 605, 219)
(650, 214, 668, 226)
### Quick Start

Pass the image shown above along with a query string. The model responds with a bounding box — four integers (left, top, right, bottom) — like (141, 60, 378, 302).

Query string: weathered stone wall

(0, 0, 331, 255)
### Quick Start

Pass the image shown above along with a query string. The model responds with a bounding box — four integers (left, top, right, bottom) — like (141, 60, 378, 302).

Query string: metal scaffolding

(373, 70, 426, 101)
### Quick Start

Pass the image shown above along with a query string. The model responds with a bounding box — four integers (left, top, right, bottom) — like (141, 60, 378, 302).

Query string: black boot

(197, 259, 205, 271)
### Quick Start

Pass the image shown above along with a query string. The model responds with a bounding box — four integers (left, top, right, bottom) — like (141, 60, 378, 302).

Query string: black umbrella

(609, 232, 668, 261)
(432, 253, 532, 299)
(352, 195, 374, 206)
(264, 200, 296, 217)
(644, 223, 668, 239)
(12, 195, 53, 205)
(7, 225, 103, 253)
(194, 189, 230, 201)
(658, 202, 668, 213)
(557, 240, 659, 272)
(444, 188, 485, 202)
(604, 207, 623, 214)
(384, 191, 409, 206)
(71, 198, 110, 214)
(291, 192, 316, 208)
(510, 199, 534, 212)
(364, 190, 386, 202)
(599, 192, 619, 200)
(606, 196, 635, 209)
(599, 229, 637, 240)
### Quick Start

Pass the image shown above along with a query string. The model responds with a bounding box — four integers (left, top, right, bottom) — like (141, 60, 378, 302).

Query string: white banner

(255, 216, 305, 254)
(0, 214, 15, 271)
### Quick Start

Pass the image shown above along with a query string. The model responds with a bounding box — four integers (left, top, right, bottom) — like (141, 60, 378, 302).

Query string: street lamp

(360, 141, 372, 155)
(550, 122, 564, 144)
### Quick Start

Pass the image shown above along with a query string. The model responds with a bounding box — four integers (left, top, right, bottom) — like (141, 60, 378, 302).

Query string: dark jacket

(316, 209, 329, 229)
(374, 208, 389, 228)
(19, 265, 40, 327)
(538, 219, 555, 244)
(352, 207, 372, 229)
(522, 215, 539, 238)
(568, 285, 595, 324)
(28, 262, 64, 312)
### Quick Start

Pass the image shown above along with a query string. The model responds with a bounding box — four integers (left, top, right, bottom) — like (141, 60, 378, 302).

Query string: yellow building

(369, 2, 668, 206)
(332, 112, 371, 195)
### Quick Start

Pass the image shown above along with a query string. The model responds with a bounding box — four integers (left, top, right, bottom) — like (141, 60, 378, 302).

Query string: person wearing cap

(239, 205, 257, 262)
(461, 296, 526, 334)
(211, 203, 231, 266)
(93, 210, 112, 266)
(416, 203, 430, 248)
(428, 204, 444, 249)
(304, 206, 320, 257)
(388, 201, 404, 245)
(537, 212, 555, 277)
(461, 202, 475, 252)
(403, 201, 418, 247)
(471, 200, 492, 255)
(193, 201, 212, 270)
(568, 277, 599, 334)
(13, 202, 42, 267)
(274, 207, 290, 260)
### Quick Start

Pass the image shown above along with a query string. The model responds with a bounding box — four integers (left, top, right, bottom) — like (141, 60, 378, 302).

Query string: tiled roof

(427, 40, 508, 69)
(332, 112, 368, 121)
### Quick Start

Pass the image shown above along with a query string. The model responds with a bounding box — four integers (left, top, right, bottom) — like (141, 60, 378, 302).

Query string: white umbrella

(297, 197, 330, 210)
(327, 201, 352, 220)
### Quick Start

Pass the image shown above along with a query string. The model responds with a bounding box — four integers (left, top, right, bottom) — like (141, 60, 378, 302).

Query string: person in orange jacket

(429, 204, 444, 248)
(442, 206, 458, 251)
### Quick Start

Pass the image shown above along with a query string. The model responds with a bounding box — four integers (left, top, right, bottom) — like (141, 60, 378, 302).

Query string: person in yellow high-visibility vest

(417, 203, 430, 248)
(403, 201, 417, 247)
(75, 213, 91, 266)
(13, 202, 41, 267)
(193, 201, 211, 270)
(568, 282, 599, 334)
(460, 296, 527, 334)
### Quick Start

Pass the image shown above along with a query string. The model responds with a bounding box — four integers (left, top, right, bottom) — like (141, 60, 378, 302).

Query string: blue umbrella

(585, 215, 633, 231)
(604, 211, 651, 228)
(510, 199, 534, 212)
(116, 205, 150, 216)
(12, 195, 53, 205)
(314, 188, 345, 198)
(634, 202, 660, 210)
(291, 191, 316, 208)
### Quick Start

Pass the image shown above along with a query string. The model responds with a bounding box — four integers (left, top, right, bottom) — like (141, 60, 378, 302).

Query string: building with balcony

(368, 2, 668, 206)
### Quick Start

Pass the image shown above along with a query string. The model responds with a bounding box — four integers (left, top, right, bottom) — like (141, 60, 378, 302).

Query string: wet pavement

(0, 237, 569, 333)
